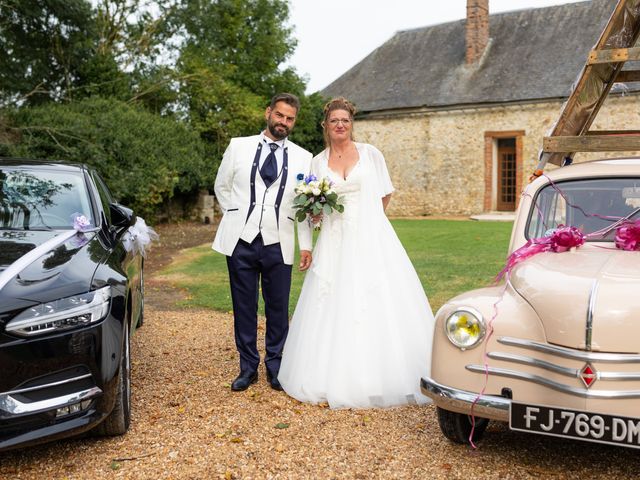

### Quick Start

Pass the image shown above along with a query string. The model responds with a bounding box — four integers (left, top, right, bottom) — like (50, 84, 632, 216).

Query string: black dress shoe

(266, 370, 284, 391)
(231, 371, 258, 391)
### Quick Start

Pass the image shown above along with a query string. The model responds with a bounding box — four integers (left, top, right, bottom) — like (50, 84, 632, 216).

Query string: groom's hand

(299, 250, 312, 271)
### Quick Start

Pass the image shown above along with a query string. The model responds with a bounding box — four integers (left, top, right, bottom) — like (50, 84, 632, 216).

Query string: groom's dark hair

(270, 93, 300, 113)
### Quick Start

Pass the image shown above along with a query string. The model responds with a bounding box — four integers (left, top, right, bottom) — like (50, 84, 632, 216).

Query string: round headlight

(445, 308, 485, 350)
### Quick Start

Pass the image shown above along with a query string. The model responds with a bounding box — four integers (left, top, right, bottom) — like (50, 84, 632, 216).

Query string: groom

(213, 93, 313, 391)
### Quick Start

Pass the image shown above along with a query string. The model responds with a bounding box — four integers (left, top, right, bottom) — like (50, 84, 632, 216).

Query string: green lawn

(159, 219, 513, 314)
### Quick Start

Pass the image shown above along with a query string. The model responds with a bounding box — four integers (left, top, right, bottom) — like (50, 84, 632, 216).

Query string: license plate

(510, 402, 640, 449)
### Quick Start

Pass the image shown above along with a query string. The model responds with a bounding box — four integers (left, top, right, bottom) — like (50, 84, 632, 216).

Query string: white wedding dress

(279, 143, 435, 409)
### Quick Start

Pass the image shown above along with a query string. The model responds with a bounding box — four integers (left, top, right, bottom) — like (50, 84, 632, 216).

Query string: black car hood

(0, 230, 56, 270)
(0, 230, 109, 314)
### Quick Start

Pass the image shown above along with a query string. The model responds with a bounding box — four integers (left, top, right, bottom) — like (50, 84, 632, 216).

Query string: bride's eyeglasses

(328, 118, 351, 126)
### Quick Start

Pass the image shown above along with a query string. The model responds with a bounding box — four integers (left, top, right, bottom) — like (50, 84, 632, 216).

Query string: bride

(278, 97, 435, 408)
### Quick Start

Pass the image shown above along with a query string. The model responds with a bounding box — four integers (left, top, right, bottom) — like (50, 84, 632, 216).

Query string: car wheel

(136, 267, 145, 328)
(436, 407, 489, 444)
(94, 321, 131, 436)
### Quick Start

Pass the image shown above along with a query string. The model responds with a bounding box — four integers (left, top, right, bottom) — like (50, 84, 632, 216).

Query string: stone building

(322, 0, 640, 216)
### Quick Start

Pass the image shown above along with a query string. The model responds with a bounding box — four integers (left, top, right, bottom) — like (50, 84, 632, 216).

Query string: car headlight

(445, 307, 486, 350)
(6, 286, 111, 337)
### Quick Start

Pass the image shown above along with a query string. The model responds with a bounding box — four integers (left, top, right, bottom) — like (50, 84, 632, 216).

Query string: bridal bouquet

(293, 174, 344, 228)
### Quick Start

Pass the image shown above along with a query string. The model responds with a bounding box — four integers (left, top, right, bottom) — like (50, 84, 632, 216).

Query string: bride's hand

(299, 250, 312, 271)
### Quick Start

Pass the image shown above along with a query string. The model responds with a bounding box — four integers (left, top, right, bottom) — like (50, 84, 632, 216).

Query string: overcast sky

(286, 0, 589, 93)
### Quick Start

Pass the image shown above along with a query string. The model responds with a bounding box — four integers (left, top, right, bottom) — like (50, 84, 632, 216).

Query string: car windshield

(527, 177, 640, 241)
(0, 168, 93, 230)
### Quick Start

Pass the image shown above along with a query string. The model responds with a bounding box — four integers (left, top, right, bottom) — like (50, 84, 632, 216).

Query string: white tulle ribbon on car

(0, 230, 78, 292)
(122, 217, 159, 257)
(0, 213, 99, 293)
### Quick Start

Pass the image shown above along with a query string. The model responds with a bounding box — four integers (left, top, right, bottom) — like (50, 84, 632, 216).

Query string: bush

(1, 97, 208, 220)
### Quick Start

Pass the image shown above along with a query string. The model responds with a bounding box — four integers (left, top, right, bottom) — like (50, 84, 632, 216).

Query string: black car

(0, 159, 144, 451)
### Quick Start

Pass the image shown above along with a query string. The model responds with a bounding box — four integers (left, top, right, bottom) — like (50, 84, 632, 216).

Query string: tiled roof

(322, 0, 619, 113)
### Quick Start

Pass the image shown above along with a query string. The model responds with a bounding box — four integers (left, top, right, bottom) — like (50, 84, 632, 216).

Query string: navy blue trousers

(226, 235, 292, 374)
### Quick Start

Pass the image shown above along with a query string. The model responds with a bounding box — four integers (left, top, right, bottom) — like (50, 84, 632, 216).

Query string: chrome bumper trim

(420, 377, 509, 422)
(0, 384, 102, 416)
(488, 352, 640, 381)
(466, 365, 640, 398)
(0, 374, 93, 396)
(498, 337, 640, 363)
(488, 351, 577, 377)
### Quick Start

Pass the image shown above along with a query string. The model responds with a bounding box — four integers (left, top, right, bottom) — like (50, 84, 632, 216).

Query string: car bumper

(420, 376, 510, 421)
(0, 316, 123, 451)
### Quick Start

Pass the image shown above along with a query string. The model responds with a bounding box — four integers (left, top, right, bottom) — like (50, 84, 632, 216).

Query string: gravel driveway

(2, 223, 640, 479)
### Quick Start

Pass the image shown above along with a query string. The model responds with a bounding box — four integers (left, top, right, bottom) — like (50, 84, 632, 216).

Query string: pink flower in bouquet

(615, 220, 640, 251)
(548, 225, 585, 252)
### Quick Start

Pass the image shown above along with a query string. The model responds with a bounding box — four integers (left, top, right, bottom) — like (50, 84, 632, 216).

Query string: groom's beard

(267, 118, 290, 140)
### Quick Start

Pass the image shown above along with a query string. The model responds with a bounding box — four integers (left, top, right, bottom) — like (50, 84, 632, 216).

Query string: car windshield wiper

(0, 226, 54, 231)
(24, 226, 55, 231)
(596, 206, 640, 238)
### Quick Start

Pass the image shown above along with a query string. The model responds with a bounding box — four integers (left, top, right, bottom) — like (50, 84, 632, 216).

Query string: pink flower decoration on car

(548, 225, 585, 252)
(497, 226, 585, 281)
(71, 213, 91, 232)
(615, 220, 640, 251)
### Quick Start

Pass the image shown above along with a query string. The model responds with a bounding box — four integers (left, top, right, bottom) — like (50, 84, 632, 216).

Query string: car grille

(466, 336, 640, 398)
(0, 366, 100, 419)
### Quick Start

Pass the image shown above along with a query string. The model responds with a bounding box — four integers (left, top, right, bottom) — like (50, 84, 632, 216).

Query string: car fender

(432, 282, 545, 394)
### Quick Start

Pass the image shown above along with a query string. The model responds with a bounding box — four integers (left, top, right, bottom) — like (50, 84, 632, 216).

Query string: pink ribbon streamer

(496, 226, 585, 282)
(468, 281, 506, 448)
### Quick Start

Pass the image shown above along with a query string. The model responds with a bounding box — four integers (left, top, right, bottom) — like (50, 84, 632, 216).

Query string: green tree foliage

(175, 53, 265, 159)
(289, 92, 328, 156)
(173, 0, 304, 98)
(171, 0, 323, 162)
(0, 0, 327, 221)
(1, 97, 207, 218)
(79, 0, 175, 102)
(0, 0, 95, 105)
(0, 0, 177, 106)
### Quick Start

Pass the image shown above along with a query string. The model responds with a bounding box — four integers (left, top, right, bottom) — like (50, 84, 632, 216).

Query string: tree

(77, 0, 177, 103)
(169, 0, 324, 165)
(173, 0, 304, 98)
(0, 0, 180, 106)
(1, 97, 207, 218)
(289, 92, 328, 157)
(0, 0, 326, 221)
(0, 0, 95, 105)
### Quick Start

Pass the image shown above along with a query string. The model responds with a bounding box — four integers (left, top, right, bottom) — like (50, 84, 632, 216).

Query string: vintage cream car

(421, 158, 640, 448)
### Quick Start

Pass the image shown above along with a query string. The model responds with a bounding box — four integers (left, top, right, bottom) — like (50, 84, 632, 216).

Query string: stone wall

(355, 94, 640, 216)
(355, 116, 430, 215)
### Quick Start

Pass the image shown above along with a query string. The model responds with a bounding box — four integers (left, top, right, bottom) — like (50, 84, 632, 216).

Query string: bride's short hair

(322, 97, 356, 146)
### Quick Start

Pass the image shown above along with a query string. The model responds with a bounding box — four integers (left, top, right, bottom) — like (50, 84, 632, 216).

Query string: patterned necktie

(260, 143, 278, 187)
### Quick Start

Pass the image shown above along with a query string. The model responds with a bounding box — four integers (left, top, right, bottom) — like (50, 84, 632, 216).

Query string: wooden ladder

(535, 0, 640, 174)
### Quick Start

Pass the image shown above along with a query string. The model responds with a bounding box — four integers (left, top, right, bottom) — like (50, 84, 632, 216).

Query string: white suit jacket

(212, 134, 313, 265)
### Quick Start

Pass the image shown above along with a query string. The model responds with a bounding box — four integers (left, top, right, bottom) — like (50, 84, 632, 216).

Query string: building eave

(356, 90, 640, 121)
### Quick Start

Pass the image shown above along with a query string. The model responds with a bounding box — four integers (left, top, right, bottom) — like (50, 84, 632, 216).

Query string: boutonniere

(296, 173, 304, 181)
